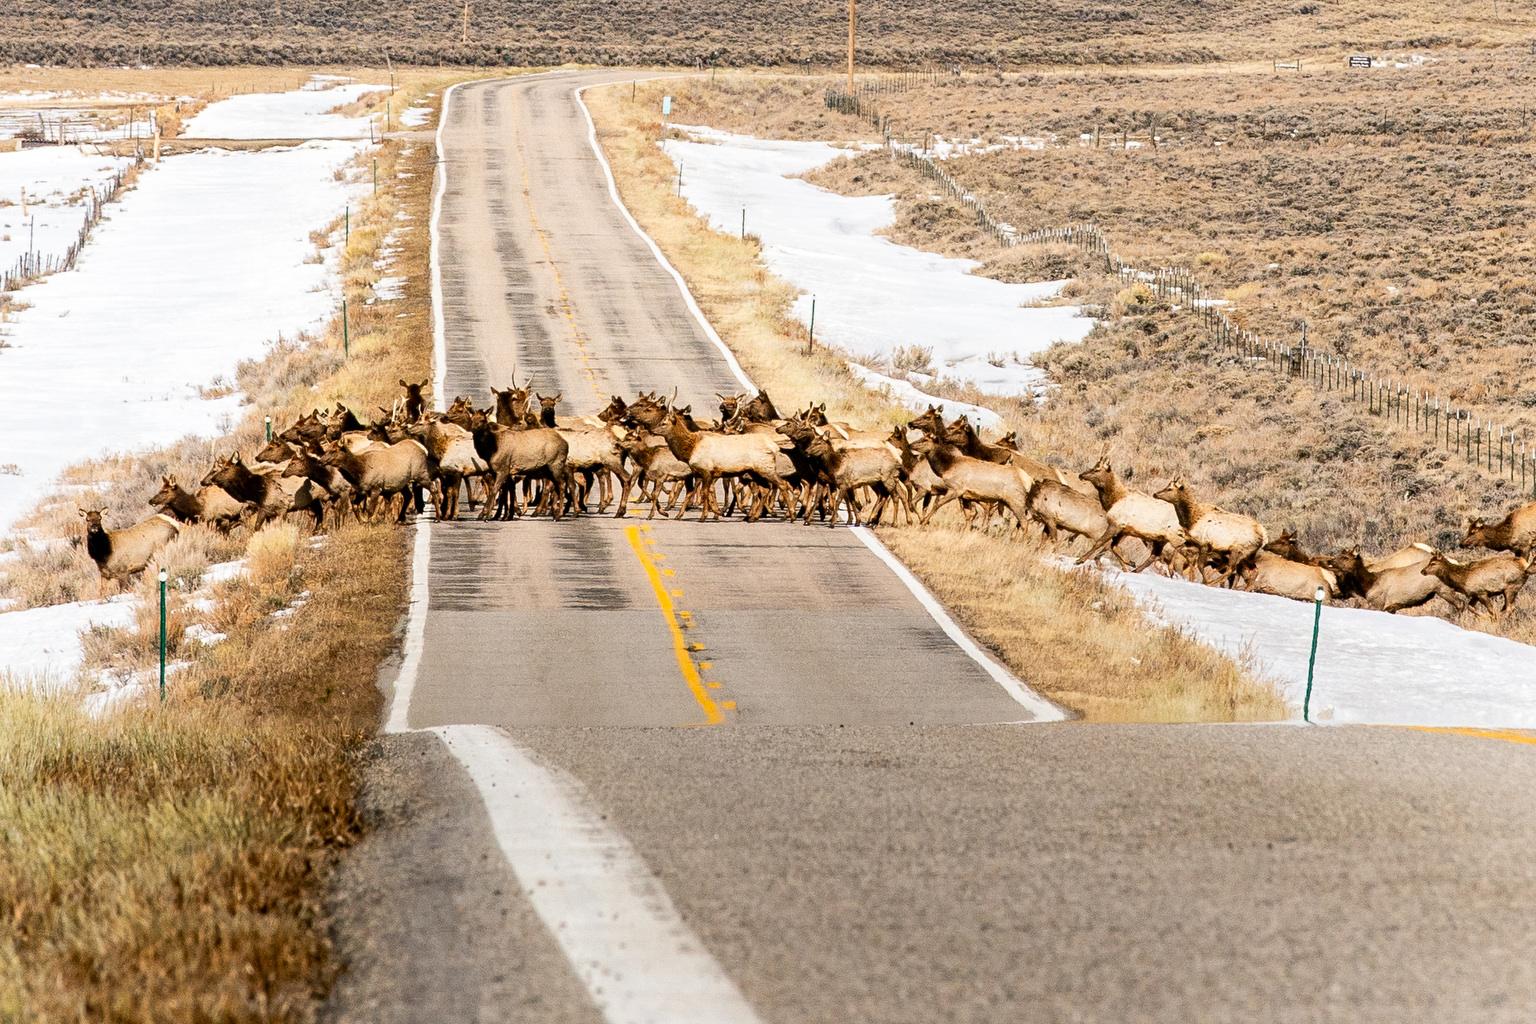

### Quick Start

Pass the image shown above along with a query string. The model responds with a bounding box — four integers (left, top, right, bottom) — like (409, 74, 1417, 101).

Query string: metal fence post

(1303, 586, 1324, 723)
(158, 568, 169, 703)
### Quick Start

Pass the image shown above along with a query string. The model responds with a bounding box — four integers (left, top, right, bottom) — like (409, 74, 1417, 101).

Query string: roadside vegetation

(586, 80, 1286, 722)
(0, 89, 437, 1019)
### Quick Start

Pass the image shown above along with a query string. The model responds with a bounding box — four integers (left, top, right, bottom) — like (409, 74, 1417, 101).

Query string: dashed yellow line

(1403, 726, 1536, 748)
(625, 525, 729, 726)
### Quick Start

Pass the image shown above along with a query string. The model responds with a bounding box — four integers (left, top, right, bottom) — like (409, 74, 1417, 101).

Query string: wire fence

(825, 86, 1536, 497)
(0, 160, 139, 294)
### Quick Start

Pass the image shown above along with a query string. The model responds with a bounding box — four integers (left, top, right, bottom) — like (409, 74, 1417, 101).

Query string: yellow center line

(1402, 725, 1536, 747)
(624, 526, 727, 727)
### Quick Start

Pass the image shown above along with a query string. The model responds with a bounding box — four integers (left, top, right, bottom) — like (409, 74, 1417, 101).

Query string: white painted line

(575, 81, 1063, 723)
(428, 82, 461, 408)
(435, 723, 764, 1024)
(849, 526, 1067, 722)
(576, 82, 755, 393)
(383, 519, 431, 734)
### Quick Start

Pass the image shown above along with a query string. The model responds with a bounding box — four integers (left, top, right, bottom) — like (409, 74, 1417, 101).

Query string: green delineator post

(345, 205, 350, 245)
(342, 298, 350, 357)
(158, 568, 168, 703)
(372, 158, 378, 195)
(264, 415, 271, 442)
(807, 297, 817, 354)
(1303, 586, 1325, 723)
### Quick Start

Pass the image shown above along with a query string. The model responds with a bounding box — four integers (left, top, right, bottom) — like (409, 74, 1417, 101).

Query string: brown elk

(149, 474, 245, 533)
(79, 508, 181, 582)
(1025, 477, 1108, 548)
(1153, 478, 1266, 586)
(398, 378, 430, 422)
(1420, 550, 1532, 618)
(1323, 549, 1447, 613)
(912, 435, 1032, 528)
(202, 452, 321, 528)
(319, 439, 433, 524)
(406, 417, 488, 520)
(803, 432, 911, 527)
(1463, 503, 1536, 561)
(1241, 553, 1339, 602)
(619, 432, 694, 520)
(471, 420, 571, 520)
(654, 406, 795, 522)
(1075, 457, 1187, 572)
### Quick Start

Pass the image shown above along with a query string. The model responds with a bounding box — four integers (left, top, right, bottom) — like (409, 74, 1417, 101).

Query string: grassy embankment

(0, 76, 449, 1020)
(585, 80, 1284, 723)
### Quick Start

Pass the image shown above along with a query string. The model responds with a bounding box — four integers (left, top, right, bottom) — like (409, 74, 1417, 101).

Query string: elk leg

(921, 488, 962, 525)
(612, 467, 631, 519)
(1077, 526, 1123, 566)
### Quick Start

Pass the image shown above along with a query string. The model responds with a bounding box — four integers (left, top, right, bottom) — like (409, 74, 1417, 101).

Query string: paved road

(326, 72, 1536, 1024)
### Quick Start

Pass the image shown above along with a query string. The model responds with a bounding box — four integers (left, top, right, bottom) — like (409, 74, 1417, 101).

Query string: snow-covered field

(0, 85, 373, 691)
(1106, 566, 1536, 728)
(661, 125, 1094, 399)
(182, 81, 386, 139)
(0, 147, 128, 274)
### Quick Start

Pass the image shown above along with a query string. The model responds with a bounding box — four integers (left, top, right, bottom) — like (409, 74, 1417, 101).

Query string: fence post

(158, 568, 169, 703)
(1303, 586, 1325, 723)
(807, 296, 816, 355)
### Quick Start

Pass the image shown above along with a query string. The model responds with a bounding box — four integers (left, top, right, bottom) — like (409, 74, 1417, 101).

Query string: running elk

(1153, 478, 1266, 586)
(1420, 550, 1532, 618)
(1463, 502, 1536, 561)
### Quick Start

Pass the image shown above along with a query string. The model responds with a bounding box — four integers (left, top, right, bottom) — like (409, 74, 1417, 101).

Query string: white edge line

(433, 723, 763, 1024)
(849, 525, 1067, 723)
(575, 80, 1063, 724)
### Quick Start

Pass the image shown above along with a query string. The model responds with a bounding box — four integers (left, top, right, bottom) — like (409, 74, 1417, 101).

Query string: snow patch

(182, 80, 387, 140)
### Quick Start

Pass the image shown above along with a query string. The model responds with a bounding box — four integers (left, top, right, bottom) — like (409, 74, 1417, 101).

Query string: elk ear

(231, 452, 243, 466)
(399, 378, 408, 388)
(78, 508, 88, 518)
(552, 392, 561, 403)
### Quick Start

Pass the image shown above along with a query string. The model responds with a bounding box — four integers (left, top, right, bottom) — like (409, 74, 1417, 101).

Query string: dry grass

(0, 89, 439, 1020)
(587, 80, 1285, 722)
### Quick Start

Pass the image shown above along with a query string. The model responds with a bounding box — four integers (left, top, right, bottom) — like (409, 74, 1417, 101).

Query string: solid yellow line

(1403, 726, 1536, 747)
(624, 526, 723, 726)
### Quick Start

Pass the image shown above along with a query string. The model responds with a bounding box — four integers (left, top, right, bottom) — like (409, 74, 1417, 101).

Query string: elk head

(908, 405, 945, 437)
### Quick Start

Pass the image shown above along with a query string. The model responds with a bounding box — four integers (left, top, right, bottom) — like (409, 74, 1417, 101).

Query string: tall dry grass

(587, 80, 1285, 722)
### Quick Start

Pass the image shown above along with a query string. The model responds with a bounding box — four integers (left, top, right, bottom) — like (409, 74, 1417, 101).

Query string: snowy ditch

(662, 120, 1536, 727)
(0, 78, 384, 697)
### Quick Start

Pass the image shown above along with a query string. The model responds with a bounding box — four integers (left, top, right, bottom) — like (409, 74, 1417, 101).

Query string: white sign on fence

(662, 95, 673, 117)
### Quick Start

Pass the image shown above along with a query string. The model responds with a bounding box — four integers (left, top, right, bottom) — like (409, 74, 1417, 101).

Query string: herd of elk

(76, 383, 1536, 623)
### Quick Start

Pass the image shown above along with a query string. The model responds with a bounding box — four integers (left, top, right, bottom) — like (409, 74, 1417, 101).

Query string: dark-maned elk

(149, 475, 245, 533)
(1420, 550, 1532, 618)
(1322, 548, 1448, 613)
(79, 508, 180, 583)
(1463, 502, 1536, 561)
(202, 452, 321, 529)
(471, 420, 571, 520)
(398, 378, 430, 423)
(408, 416, 489, 520)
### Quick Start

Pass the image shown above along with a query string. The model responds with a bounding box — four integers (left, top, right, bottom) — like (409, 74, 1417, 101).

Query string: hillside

(3, 0, 1532, 67)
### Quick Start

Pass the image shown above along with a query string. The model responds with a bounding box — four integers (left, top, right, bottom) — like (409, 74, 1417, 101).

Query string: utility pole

(847, 0, 857, 91)
(462, 1, 470, 45)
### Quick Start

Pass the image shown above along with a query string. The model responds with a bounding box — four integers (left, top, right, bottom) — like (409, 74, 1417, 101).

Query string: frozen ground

(182, 80, 386, 139)
(661, 125, 1094, 400)
(0, 84, 371, 690)
(0, 146, 128, 275)
(1103, 565, 1536, 727)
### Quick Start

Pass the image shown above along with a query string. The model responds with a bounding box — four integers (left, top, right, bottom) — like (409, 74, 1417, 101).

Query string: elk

(619, 432, 694, 519)
(1241, 553, 1339, 602)
(1323, 549, 1448, 613)
(149, 475, 244, 533)
(78, 508, 181, 582)
(559, 425, 632, 517)
(1026, 477, 1108, 548)
(1075, 457, 1187, 572)
(1264, 530, 1327, 566)
(803, 432, 911, 527)
(1366, 542, 1435, 573)
(1463, 502, 1536, 561)
(471, 421, 571, 520)
(1153, 477, 1266, 586)
(398, 378, 430, 422)
(1420, 550, 1532, 618)
(320, 439, 433, 523)
(202, 452, 319, 528)
(654, 406, 795, 522)
(407, 416, 488, 520)
(912, 436, 1032, 528)
(741, 390, 780, 423)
